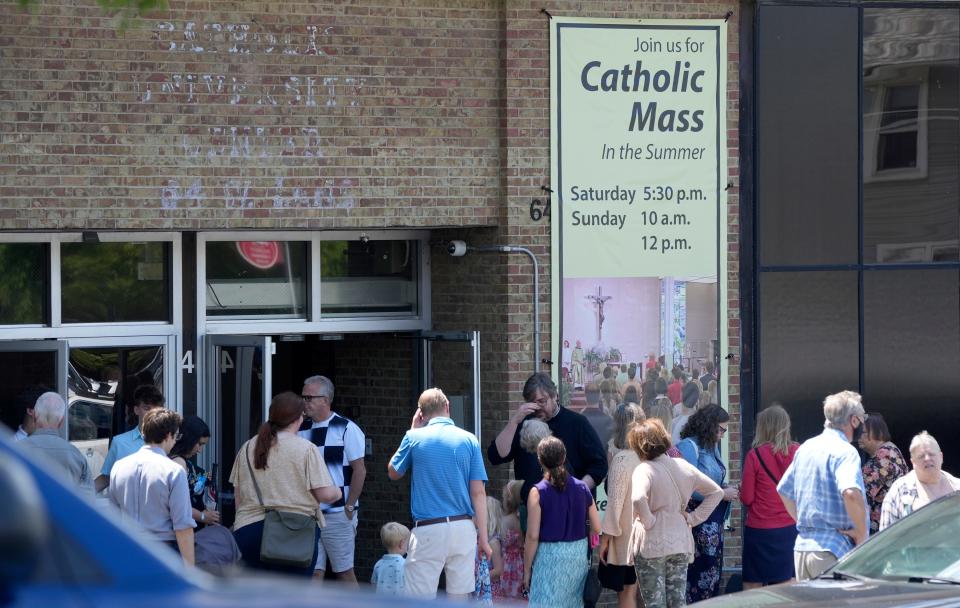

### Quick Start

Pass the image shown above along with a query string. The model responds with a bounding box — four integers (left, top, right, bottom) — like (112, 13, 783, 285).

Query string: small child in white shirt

(371, 522, 410, 595)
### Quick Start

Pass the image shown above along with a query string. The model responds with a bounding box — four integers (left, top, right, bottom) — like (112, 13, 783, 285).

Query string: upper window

(863, 76, 927, 181)
(205, 241, 309, 318)
(0, 243, 48, 325)
(61, 242, 171, 324)
(863, 8, 959, 263)
(320, 240, 419, 317)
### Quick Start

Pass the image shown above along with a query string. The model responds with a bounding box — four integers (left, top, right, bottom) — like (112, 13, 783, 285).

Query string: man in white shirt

(299, 375, 366, 584)
(109, 408, 195, 565)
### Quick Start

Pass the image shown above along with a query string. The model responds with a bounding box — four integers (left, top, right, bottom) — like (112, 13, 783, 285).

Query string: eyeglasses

(718, 425, 728, 435)
(301, 394, 326, 401)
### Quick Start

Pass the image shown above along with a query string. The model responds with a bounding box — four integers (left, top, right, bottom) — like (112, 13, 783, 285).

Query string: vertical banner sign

(550, 19, 728, 420)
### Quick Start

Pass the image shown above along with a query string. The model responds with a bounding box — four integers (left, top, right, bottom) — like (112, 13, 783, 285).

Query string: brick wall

(0, 0, 503, 230)
(331, 333, 415, 580)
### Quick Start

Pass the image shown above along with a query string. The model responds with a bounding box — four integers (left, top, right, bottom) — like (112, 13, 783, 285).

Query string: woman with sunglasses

(677, 404, 738, 603)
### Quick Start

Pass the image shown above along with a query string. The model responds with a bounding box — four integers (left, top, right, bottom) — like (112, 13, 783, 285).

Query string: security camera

(447, 240, 467, 257)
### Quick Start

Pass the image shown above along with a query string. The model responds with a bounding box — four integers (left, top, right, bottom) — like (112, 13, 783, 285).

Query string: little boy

(371, 522, 410, 595)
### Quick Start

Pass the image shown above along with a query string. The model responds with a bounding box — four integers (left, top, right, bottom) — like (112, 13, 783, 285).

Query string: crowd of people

(12, 365, 958, 607)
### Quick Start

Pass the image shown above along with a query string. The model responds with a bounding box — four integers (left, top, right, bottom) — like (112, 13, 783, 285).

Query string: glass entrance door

(0, 340, 67, 435)
(419, 331, 481, 441)
(205, 335, 272, 528)
(67, 339, 171, 478)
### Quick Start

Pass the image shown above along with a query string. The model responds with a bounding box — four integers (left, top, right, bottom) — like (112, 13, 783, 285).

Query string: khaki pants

(405, 519, 477, 598)
(794, 550, 837, 581)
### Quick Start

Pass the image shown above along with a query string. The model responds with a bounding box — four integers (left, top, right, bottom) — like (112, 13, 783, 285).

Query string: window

(320, 240, 419, 316)
(757, 4, 860, 266)
(863, 270, 960, 464)
(863, 77, 927, 180)
(877, 85, 922, 171)
(862, 8, 958, 262)
(61, 242, 171, 323)
(754, 5, 960, 473)
(0, 243, 48, 325)
(758, 272, 859, 442)
(68, 345, 164, 460)
(205, 241, 309, 318)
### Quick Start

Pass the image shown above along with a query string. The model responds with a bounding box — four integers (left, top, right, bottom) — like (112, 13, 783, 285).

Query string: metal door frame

(202, 334, 272, 475)
(418, 330, 481, 442)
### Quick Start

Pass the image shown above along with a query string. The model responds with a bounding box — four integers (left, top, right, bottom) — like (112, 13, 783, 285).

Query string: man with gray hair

(20, 392, 92, 492)
(777, 390, 869, 580)
(298, 374, 366, 584)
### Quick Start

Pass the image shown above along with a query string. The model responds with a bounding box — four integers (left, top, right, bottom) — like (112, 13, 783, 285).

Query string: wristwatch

(344, 505, 355, 513)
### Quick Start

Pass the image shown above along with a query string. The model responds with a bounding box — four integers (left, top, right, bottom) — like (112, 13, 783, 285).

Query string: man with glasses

(777, 390, 869, 580)
(298, 375, 366, 585)
(108, 408, 195, 565)
(489, 372, 607, 503)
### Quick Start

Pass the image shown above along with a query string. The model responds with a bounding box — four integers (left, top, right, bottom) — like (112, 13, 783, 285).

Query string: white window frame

(197, 230, 431, 336)
(0, 232, 182, 340)
(863, 66, 929, 182)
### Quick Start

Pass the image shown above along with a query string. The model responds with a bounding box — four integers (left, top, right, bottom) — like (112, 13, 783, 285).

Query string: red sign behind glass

(236, 241, 280, 269)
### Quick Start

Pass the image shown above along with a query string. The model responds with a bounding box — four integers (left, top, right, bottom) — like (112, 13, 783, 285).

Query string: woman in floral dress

(677, 405, 738, 603)
(858, 414, 907, 534)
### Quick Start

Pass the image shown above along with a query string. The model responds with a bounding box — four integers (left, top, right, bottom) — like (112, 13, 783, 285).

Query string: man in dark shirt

(488, 373, 607, 501)
(700, 360, 716, 389)
(580, 382, 613, 450)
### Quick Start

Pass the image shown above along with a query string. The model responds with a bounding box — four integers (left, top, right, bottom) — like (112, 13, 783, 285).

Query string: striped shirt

(299, 412, 364, 513)
(778, 428, 867, 559)
(389, 416, 487, 521)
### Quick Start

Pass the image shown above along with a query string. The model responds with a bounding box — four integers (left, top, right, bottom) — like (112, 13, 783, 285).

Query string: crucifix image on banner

(549, 17, 729, 416)
(586, 286, 613, 344)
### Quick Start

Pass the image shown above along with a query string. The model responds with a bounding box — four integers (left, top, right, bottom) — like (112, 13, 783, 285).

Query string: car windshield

(836, 492, 960, 581)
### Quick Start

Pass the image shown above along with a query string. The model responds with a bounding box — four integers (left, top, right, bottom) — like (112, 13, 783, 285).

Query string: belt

(414, 514, 472, 527)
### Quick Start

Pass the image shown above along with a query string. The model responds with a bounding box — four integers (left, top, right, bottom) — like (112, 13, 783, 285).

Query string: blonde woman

(649, 397, 682, 458)
(600, 403, 644, 608)
(741, 405, 799, 589)
(629, 419, 723, 608)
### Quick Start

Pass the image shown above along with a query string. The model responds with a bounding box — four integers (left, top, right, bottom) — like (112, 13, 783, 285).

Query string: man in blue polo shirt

(778, 390, 869, 580)
(388, 387, 491, 599)
(94, 384, 165, 493)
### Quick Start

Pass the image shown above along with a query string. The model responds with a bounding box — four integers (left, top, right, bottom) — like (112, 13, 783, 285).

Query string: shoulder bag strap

(245, 442, 266, 507)
(658, 459, 687, 515)
(753, 447, 781, 485)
